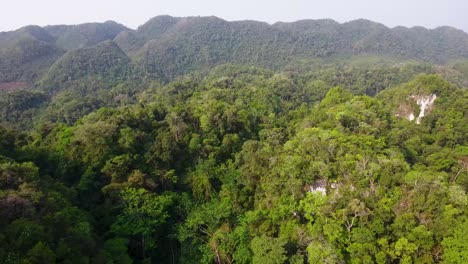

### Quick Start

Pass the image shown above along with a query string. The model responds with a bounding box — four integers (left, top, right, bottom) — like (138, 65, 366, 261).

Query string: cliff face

(396, 93, 438, 124)
(411, 94, 437, 124)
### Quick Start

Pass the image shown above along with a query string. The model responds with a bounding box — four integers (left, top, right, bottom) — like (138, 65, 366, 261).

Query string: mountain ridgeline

(1, 15, 468, 85)
(1, 15, 468, 129)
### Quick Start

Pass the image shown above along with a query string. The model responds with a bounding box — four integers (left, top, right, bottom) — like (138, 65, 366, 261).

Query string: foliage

(0, 19, 467, 263)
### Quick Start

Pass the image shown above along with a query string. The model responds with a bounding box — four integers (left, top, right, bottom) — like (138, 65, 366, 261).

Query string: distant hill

(44, 21, 128, 50)
(130, 16, 468, 80)
(1, 15, 468, 85)
(0, 26, 64, 83)
(0, 21, 128, 83)
(40, 40, 134, 94)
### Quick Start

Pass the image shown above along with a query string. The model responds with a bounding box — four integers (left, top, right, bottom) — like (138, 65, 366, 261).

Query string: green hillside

(45, 21, 128, 50)
(129, 16, 468, 81)
(41, 40, 133, 94)
(2, 15, 468, 84)
(0, 26, 64, 83)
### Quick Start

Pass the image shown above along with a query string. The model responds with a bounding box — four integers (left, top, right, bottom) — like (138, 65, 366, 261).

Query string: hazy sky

(1, 0, 467, 32)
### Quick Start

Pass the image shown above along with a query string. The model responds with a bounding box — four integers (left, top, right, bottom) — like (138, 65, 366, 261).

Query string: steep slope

(0, 21, 128, 84)
(0, 26, 64, 83)
(137, 15, 181, 41)
(134, 16, 353, 80)
(44, 21, 128, 50)
(130, 16, 468, 81)
(113, 16, 180, 55)
(113, 30, 145, 55)
(378, 74, 467, 136)
(0, 25, 55, 45)
(134, 16, 266, 80)
(1, 16, 468, 85)
(41, 40, 133, 94)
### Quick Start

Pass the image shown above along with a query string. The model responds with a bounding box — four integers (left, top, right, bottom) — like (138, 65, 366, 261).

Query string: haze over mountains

(1, 15, 468, 85)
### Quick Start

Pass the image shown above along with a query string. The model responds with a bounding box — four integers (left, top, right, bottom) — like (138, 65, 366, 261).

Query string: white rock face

(408, 113, 415, 121)
(411, 94, 437, 124)
(309, 179, 327, 195)
(309, 185, 326, 195)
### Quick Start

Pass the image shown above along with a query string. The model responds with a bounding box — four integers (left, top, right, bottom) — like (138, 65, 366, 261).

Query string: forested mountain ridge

(0, 15, 467, 129)
(44, 21, 128, 50)
(40, 40, 134, 95)
(0, 26, 65, 83)
(131, 16, 468, 80)
(0, 21, 127, 84)
(1, 15, 468, 84)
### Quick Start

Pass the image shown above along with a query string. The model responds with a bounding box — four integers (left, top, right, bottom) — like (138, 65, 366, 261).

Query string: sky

(1, 0, 467, 32)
